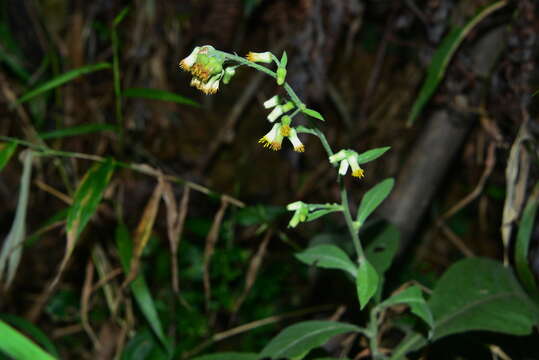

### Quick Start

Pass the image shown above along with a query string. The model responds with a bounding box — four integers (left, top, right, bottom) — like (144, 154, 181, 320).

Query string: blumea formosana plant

(179, 44, 393, 306)
(179, 46, 421, 359)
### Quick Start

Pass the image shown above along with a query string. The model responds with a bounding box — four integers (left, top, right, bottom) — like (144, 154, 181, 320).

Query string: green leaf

(123, 88, 200, 107)
(115, 224, 171, 353)
(356, 147, 390, 164)
(356, 259, 379, 309)
(356, 178, 394, 227)
(305, 208, 342, 222)
(365, 224, 400, 276)
(295, 244, 357, 278)
(380, 286, 434, 329)
(407, 0, 507, 125)
(191, 353, 259, 360)
(0, 314, 59, 358)
(113, 6, 130, 26)
(120, 328, 168, 360)
(302, 108, 325, 121)
(66, 159, 115, 243)
(390, 257, 539, 360)
(0, 142, 17, 172)
(260, 320, 361, 359)
(515, 182, 539, 300)
(0, 320, 56, 360)
(430, 258, 538, 340)
(17, 63, 112, 104)
(39, 123, 118, 140)
(280, 51, 288, 68)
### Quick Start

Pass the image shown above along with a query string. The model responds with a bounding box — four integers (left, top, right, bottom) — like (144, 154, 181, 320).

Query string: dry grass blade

(502, 124, 531, 263)
(123, 177, 165, 287)
(203, 199, 229, 311)
(0, 150, 34, 290)
(91, 245, 121, 314)
(81, 259, 100, 349)
(162, 183, 190, 294)
(232, 229, 273, 316)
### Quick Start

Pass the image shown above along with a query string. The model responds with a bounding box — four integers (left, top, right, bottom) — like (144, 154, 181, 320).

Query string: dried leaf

(123, 177, 164, 286)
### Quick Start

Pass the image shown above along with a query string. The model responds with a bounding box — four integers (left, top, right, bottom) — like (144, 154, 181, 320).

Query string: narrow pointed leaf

(191, 353, 259, 360)
(356, 147, 390, 164)
(0, 314, 59, 358)
(356, 259, 379, 309)
(260, 321, 362, 359)
(0, 151, 33, 288)
(515, 182, 539, 300)
(407, 0, 507, 125)
(39, 123, 118, 140)
(0, 320, 56, 360)
(0, 142, 17, 172)
(123, 88, 200, 107)
(365, 224, 400, 276)
(296, 244, 357, 277)
(356, 178, 394, 227)
(17, 63, 112, 104)
(302, 108, 325, 121)
(380, 286, 434, 329)
(116, 224, 171, 353)
(66, 159, 115, 248)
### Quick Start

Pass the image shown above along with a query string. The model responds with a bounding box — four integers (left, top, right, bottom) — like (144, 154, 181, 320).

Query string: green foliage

(17, 63, 112, 104)
(356, 147, 391, 164)
(295, 244, 357, 278)
(364, 224, 400, 276)
(0, 320, 56, 360)
(0, 315, 59, 358)
(407, 0, 508, 125)
(379, 286, 434, 330)
(123, 88, 200, 107)
(260, 321, 362, 359)
(356, 259, 379, 309)
(515, 183, 539, 300)
(302, 108, 325, 121)
(66, 159, 115, 242)
(0, 142, 17, 172)
(392, 258, 539, 359)
(356, 178, 394, 227)
(38, 123, 118, 140)
(116, 224, 171, 353)
(191, 353, 259, 360)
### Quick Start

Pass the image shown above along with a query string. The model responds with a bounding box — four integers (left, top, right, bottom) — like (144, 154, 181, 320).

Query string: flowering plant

(179, 46, 427, 360)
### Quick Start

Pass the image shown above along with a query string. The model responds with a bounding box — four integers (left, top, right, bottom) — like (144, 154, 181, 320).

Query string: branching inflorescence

(179, 44, 391, 274)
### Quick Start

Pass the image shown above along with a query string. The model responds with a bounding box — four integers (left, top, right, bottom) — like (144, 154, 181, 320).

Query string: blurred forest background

(0, 0, 538, 359)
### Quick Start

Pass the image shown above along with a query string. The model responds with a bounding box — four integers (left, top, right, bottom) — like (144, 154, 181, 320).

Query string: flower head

(347, 153, 365, 178)
(330, 150, 365, 179)
(288, 128, 304, 152)
(259, 116, 305, 153)
(179, 46, 200, 71)
(180, 45, 227, 95)
(264, 95, 280, 109)
(258, 123, 284, 151)
(286, 201, 309, 228)
(246, 51, 273, 64)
